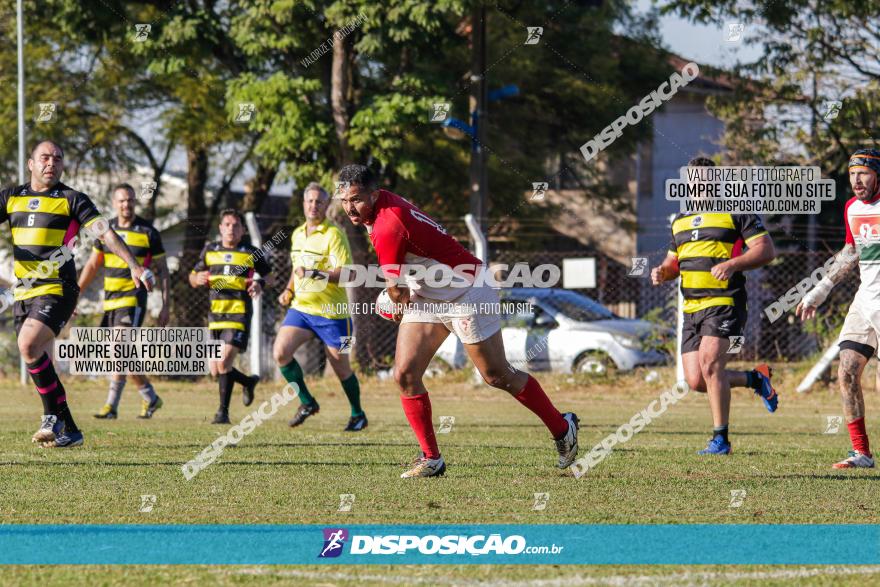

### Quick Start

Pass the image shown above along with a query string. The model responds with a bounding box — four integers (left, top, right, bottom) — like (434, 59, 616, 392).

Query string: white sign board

(562, 258, 596, 289)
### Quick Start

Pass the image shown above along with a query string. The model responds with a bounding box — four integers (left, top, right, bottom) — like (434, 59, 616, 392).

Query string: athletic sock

(713, 425, 729, 443)
(340, 374, 364, 417)
(218, 373, 233, 413)
(745, 370, 760, 389)
(513, 375, 568, 439)
(27, 354, 78, 432)
(106, 380, 125, 410)
(847, 417, 872, 457)
(27, 354, 59, 415)
(56, 399, 79, 434)
(280, 359, 316, 406)
(229, 368, 250, 387)
(400, 393, 440, 460)
(138, 383, 157, 403)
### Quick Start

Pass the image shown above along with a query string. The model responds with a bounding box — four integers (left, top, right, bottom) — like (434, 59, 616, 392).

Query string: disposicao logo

(319, 528, 348, 558)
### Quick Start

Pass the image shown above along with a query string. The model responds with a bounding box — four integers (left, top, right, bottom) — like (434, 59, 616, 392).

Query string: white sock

(138, 384, 157, 403)
(106, 380, 125, 409)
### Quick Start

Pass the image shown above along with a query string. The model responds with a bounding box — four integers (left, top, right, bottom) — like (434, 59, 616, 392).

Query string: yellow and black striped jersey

(0, 183, 103, 301)
(668, 213, 768, 313)
(192, 241, 271, 331)
(93, 216, 165, 311)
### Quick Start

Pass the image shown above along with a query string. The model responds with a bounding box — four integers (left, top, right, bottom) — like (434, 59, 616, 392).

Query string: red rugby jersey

(365, 189, 482, 301)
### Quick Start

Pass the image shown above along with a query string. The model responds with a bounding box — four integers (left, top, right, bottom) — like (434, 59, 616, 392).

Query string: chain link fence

(0, 234, 856, 379)
(326, 249, 854, 367)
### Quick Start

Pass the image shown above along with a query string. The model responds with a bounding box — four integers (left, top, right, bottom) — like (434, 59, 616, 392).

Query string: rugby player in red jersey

(336, 164, 578, 478)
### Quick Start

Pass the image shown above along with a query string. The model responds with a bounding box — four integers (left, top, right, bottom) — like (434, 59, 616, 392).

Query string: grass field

(0, 363, 878, 585)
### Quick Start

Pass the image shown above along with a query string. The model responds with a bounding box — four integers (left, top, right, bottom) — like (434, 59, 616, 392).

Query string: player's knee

(393, 365, 422, 393)
(479, 366, 513, 390)
(838, 363, 859, 389)
(17, 338, 41, 362)
(685, 372, 706, 393)
(272, 341, 290, 365)
(699, 357, 723, 380)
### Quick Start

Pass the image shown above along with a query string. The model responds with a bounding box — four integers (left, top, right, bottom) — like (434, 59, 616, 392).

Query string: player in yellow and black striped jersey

(78, 184, 170, 421)
(190, 208, 271, 424)
(0, 141, 153, 449)
(651, 157, 778, 456)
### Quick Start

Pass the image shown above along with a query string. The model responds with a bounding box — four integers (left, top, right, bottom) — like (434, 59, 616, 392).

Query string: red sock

(847, 417, 872, 457)
(514, 375, 568, 438)
(400, 393, 440, 459)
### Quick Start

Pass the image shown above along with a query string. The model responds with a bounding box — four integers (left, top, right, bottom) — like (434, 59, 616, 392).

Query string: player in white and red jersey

(336, 164, 579, 478)
(797, 149, 880, 469)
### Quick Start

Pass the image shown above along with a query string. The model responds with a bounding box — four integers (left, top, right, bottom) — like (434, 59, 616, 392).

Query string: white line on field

(227, 565, 880, 586)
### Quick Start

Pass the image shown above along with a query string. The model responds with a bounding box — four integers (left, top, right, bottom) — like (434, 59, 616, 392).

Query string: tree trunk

(145, 173, 161, 221)
(172, 146, 210, 327)
(329, 31, 383, 369)
(242, 164, 277, 214)
(331, 33, 354, 164)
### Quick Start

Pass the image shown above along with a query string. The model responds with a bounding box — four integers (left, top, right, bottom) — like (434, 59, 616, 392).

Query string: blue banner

(0, 524, 877, 565)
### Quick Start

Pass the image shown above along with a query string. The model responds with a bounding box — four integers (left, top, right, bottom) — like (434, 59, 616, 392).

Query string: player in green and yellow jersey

(78, 184, 169, 420)
(651, 157, 778, 456)
(274, 182, 367, 431)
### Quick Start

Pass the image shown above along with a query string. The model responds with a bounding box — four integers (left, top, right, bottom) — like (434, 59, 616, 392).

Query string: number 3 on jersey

(691, 230, 699, 241)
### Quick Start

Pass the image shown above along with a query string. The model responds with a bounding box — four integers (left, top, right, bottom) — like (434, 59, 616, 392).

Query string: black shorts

(101, 303, 147, 328)
(14, 293, 77, 336)
(681, 303, 747, 354)
(211, 328, 249, 351)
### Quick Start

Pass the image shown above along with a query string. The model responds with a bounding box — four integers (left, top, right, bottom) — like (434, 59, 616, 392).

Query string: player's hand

(390, 288, 411, 322)
(710, 261, 734, 281)
(248, 281, 262, 298)
(158, 305, 170, 327)
(193, 270, 211, 287)
(797, 278, 833, 321)
(278, 288, 294, 306)
(131, 266, 155, 292)
(391, 305, 407, 322)
(651, 266, 669, 285)
(294, 266, 306, 279)
(795, 300, 817, 321)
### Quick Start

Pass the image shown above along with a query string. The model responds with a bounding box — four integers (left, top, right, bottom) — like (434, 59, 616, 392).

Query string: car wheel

(573, 351, 617, 377)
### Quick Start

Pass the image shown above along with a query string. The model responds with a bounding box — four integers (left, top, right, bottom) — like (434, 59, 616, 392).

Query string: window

(541, 292, 615, 322)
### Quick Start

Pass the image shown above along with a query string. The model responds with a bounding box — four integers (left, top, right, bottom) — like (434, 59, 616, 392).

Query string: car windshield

(539, 291, 616, 322)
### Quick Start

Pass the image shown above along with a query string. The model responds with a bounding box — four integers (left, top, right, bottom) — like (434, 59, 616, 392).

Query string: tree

(661, 0, 880, 249)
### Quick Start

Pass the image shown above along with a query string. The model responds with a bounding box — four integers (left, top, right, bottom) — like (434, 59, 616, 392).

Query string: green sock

(279, 359, 316, 406)
(340, 374, 364, 417)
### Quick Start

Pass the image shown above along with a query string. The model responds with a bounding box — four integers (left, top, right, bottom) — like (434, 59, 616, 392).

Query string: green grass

(0, 364, 878, 585)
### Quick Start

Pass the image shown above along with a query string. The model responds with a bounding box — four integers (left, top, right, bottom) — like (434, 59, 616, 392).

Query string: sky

(635, 0, 763, 68)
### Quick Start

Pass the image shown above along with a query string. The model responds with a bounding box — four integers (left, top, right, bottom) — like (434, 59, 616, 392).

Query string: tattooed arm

(795, 244, 859, 321)
(825, 243, 860, 284)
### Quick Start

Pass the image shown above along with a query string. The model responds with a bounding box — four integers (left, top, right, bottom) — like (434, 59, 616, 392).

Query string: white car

(432, 288, 671, 375)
